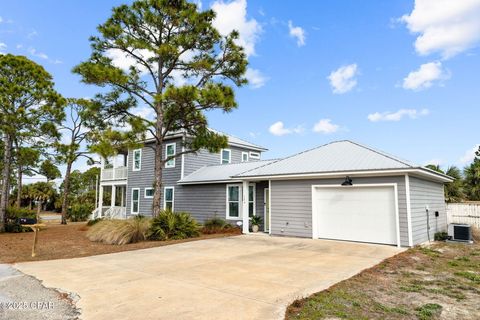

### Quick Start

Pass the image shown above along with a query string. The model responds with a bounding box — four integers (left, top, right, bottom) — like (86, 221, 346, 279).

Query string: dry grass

(472, 227, 480, 242)
(86, 219, 151, 245)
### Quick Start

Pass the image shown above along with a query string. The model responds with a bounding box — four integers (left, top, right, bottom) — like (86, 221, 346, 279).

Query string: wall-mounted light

(341, 176, 353, 186)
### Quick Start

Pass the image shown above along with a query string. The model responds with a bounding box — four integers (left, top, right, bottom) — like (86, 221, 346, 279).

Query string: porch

(92, 184, 127, 220)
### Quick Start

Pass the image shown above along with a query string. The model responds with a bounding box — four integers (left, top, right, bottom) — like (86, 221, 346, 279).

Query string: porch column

(242, 180, 249, 234)
(98, 185, 103, 217)
(111, 185, 116, 208)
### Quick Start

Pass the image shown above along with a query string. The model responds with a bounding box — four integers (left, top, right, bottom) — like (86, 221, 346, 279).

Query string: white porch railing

(90, 206, 127, 220)
(101, 167, 127, 181)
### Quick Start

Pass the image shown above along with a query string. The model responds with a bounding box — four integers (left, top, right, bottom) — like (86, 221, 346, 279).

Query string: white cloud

(368, 108, 430, 122)
(0, 17, 3, 23)
(245, 68, 268, 88)
(0, 43, 6, 54)
(28, 47, 48, 60)
(268, 121, 303, 136)
(402, 61, 449, 90)
(212, 0, 262, 57)
(328, 64, 358, 94)
(400, 0, 480, 59)
(312, 119, 339, 134)
(460, 144, 480, 164)
(288, 20, 306, 47)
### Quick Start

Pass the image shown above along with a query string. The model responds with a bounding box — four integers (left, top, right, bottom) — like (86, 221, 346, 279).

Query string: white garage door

(313, 186, 397, 245)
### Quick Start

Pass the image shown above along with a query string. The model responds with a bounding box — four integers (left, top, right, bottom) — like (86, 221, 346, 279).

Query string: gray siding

(174, 181, 266, 228)
(126, 138, 182, 217)
(409, 176, 447, 245)
(184, 146, 261, 176)
(125, 138, 264, 217)
(270, 176, 409, 247)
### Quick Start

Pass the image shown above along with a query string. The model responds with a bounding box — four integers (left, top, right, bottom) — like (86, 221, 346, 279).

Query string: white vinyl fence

(446, 202, 480, 228)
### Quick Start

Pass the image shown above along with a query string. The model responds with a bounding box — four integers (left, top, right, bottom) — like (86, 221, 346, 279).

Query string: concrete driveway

(15, 235, 403, 320)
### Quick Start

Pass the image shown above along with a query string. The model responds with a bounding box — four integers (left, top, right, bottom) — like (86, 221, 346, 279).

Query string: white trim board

(405, 174, 413, 247)
(236, 168, 453, 183)
(311, 183, 401, 248)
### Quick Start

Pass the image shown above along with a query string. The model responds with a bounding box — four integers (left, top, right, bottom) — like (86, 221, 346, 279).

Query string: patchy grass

(286, 242, 480, 320)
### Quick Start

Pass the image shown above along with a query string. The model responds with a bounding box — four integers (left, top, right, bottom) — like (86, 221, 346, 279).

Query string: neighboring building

(95, 135, 452, 248)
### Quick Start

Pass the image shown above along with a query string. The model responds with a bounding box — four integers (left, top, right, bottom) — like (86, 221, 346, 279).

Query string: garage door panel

(314, 186, 397, 245)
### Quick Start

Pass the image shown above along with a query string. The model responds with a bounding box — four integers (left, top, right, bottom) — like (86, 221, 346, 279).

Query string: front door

(264, 188, 270, 232)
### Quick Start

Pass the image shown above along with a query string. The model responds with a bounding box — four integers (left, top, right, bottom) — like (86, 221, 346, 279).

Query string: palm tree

(444, 166, 464, 202)
(464, 160, 480, 201)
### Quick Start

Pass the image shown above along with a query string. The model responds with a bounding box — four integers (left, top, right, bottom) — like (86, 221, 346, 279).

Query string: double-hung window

(226, 185, 240, 219)
(131, 188, 140, 214)
(132, 149, 142, 171)
(165, 143, 176, 168)
(164, 187, 174, 211)
(221, 149, 231, 164)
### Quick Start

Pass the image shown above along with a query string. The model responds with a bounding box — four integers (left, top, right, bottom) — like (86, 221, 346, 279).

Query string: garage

(312, 185, 399, 245)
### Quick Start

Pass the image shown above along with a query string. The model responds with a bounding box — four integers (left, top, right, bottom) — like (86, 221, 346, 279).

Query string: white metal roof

(235, 140, 419, 178)
(143, 128, 267, 151)
(179, 160, 276, 184)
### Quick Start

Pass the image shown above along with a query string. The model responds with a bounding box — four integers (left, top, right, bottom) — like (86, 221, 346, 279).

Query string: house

(95, 133, 453, 248)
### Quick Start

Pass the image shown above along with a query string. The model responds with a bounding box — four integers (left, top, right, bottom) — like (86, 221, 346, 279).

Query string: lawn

(0, 222, 240, 264)
(286, 242, 480, 320)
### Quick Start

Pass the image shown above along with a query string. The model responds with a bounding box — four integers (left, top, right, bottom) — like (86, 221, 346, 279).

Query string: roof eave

(233, 168, 454, 183)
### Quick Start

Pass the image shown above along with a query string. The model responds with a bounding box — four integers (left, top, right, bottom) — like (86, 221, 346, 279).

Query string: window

(221, 149, 231, 164)
(131, 188, 140, 214)
(249, 185, 255, 217)
(165, 143, 176, 168)
(144, 188, 154, 199)
(226, 185, 240, 219)
(164, 187, 174, 211)
(241, 152, 249, 162)
(249, 152, 260, 160)
(132, 149, 142, 171)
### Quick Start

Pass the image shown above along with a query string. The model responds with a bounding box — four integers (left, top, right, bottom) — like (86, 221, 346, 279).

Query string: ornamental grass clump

(86, 217, 150, 245)
(147, 210, 200, 241)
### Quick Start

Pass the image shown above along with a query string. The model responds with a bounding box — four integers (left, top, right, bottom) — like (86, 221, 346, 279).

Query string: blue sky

(1, 0, 479, 180)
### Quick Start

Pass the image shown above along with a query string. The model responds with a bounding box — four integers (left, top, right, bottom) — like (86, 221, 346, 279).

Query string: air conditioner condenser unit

(448, 224, 473, 243)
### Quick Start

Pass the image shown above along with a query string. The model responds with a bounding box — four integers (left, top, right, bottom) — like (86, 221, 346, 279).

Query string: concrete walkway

(14, 235, 403, 320)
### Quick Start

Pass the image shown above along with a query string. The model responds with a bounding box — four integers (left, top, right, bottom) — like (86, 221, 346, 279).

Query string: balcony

(101, 166, 128, 181)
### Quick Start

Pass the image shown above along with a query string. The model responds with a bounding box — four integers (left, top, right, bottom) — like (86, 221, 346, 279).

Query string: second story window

(242, 152, 249, 162)
(165, 143, 176, 168)
(133, 149, 142, 171)
(221, 149, 231, 164)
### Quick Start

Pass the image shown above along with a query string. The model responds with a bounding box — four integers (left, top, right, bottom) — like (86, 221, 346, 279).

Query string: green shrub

(434, 231, 448, 241)
(5, 221, 33, 233)
(148, 210, 200, 241)
(202, 216, 237, 234)
(86, 218, 151, 245)
(86, 218, 103, 226)
(6, 206, 36, 219)
(68, 203, 93, 222)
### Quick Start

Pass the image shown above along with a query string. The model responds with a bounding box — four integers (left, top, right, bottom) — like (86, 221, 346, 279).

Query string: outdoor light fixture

(341, 176, 353, 186)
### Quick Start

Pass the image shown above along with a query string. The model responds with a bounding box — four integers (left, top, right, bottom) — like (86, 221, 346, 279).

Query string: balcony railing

(101, 167, 127, 181)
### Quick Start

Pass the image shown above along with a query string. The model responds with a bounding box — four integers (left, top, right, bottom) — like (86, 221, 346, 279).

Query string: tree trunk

(29, 199, 32, 210)
(36, 200, 41, 222)
(60, 161, 73, 224)
(152, 141, 163, 217)
(16, 165, 22, 208)
(0, 133, 13, 232)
